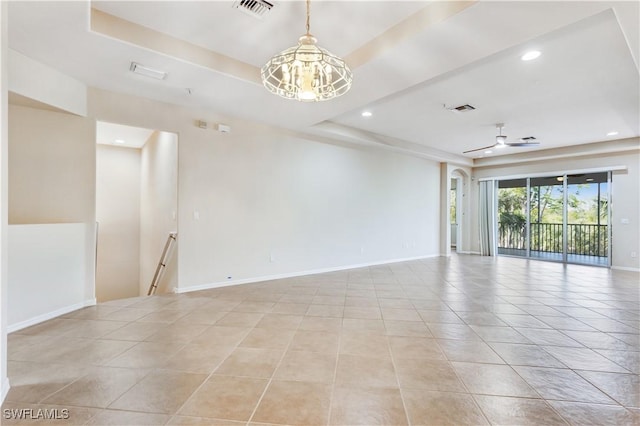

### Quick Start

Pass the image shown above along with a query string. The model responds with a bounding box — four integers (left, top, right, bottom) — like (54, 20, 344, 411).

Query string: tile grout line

(428, 325, 495, 426)
(325, 294, 346, 426)
(166, 298, 255, 423)
(246, 283, 313, 425)
(386, 325, 412, 426)
(107, 297, 240, 421)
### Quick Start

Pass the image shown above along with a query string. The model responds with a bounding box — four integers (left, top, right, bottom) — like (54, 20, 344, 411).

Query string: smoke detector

(216, 124, 231, 133)
(232, 0, 273, 19)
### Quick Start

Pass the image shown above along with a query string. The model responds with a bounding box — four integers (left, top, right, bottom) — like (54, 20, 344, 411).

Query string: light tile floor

(3, 255, 639, 425)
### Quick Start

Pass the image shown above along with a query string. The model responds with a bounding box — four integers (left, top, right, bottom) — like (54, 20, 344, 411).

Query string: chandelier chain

(306, 0, 310, 35)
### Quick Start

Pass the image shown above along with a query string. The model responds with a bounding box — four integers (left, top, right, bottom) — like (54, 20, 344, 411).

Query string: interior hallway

(2, 254, 639, 425)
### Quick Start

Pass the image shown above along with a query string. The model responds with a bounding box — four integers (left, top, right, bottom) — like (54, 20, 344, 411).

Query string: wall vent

(233, 0, 274, 19)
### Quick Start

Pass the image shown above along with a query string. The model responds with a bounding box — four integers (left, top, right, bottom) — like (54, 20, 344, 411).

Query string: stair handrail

(147, 232, 177, 296)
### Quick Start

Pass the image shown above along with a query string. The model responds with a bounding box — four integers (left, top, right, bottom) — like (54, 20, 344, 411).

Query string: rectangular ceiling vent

(129, 62, 167, 80)
(449, 104, 476, 113)
(233, 0, 273, 19)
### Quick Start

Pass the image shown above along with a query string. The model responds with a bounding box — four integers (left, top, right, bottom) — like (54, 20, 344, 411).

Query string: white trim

(457, 250, 481, 255)
(1, 378, 9, 404)
(477, 166, 627, 182)
(7, 299, 96, 333)
(175, 254, 440, 294)
(611, 266, 640, 272)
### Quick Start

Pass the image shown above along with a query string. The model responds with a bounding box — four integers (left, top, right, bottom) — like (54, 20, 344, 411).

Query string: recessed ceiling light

(607, 131, 619, 136)
(361, 111, 373, 118)
(114, 139, 125, 144)
(484, 150, 492, 154)
(521, 50, 541, 61)
(586, 178, 594, 182)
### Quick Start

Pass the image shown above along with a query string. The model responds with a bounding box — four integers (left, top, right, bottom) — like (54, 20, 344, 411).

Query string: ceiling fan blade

(463, 144, 497, 154)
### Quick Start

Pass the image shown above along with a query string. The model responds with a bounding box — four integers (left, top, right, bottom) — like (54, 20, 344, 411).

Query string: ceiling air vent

(448, 104, 476, 113)
(129, 62, 167, 80)
(233, 0, 274, 19)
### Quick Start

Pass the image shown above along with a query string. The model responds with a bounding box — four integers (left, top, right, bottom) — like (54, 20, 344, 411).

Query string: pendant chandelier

(261, 0, 353, 102)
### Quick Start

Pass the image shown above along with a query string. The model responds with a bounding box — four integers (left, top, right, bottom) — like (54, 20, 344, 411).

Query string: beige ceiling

(7, 1, 640, 164)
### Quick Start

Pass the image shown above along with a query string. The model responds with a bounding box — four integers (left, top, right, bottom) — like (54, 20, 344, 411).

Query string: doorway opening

(450, 178, 458, 250)
(449, 170, 466, 254)
(95, 122, 178, 302)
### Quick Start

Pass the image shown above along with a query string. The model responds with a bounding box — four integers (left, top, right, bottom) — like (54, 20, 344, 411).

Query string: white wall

(87, 88, 442, 292)
(8, 224, 91, 330)
(178, 131, 438, 289)
(96, 144, 141, 302)
(0, 0, 9, 404)
(8, 105, 95, 225)
(7, 104, 96, 322)
(471, 147, 640, 270)
(8, 49, 86, 116)
(140, 131, 178, 295)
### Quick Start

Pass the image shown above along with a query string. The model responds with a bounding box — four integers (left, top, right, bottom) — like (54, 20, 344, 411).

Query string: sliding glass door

(529, 176, 564, 262)
(497, 179, 527, 258)
(497, 172, 610, 267)
(566, 173, 609, 266)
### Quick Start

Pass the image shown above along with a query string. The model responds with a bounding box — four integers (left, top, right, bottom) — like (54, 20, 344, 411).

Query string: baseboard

(7, 299, 97, 333)
(1, 377, 9, 404)
(175, 254, 440, 294)
(440, 251, 481, 257)
(611, 266, 640, 272)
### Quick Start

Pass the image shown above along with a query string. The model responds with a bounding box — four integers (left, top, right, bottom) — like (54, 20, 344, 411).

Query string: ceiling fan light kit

(495, 123, 507, 146)
(261, 0, 353, 102)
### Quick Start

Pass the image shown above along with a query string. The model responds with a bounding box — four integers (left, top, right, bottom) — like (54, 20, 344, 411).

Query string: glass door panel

(529, 176, 564, 262)
(498, 179, 528, 257)
(566, 173, 609, 266)
(450, 179, 457, 249)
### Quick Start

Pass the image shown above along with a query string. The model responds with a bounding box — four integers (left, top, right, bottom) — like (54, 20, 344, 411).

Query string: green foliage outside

(498, 182, 608, 256)
(450, 189, 457, 223)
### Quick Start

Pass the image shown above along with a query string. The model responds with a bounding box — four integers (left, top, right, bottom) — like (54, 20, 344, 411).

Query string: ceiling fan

(463, 123, 540, 154)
